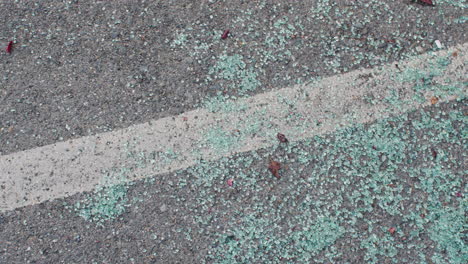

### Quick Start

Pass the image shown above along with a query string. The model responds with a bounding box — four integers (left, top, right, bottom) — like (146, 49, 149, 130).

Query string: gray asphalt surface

(0, 0, 467, 263)
(1, 0, 466, 155)
(1, 100, 466, 263)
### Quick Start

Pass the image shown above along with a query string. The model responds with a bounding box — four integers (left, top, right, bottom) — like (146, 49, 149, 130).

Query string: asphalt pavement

(0, 0, 466, 263)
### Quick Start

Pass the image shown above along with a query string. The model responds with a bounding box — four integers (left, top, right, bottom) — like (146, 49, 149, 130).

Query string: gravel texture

(0, 1, 466, 263)
(1, 0, 466, 155)
(1, 100, 466, 263)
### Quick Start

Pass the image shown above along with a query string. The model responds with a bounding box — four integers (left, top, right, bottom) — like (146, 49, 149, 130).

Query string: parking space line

(1, 43, 465, 212)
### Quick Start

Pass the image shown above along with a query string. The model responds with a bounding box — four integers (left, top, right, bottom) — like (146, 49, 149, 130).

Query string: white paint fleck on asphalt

(1, 43, 466, 212)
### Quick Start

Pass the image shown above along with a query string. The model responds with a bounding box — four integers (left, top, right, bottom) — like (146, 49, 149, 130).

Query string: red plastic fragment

(227, 178, 233, 187)
(388, 227, 396, 235)
(6, 41, 13, 53)
(221, 30, 230, 39)
(456, 192, 463, 197)
(431, 149, 437, 159)
(277, 133, 288, 143)
(268, 160, 281, 179)
(418, 0, 435, 6)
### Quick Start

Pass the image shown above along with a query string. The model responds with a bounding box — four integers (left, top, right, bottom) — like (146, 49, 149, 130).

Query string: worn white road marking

(1, 43, 466, 212)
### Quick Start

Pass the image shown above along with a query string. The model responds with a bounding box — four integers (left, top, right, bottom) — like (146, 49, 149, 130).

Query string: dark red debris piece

(388, 227, 396, 235)
(417, 0, 435, 6)
(277, 133, 288, 143)
(227, 178, 233, 187)
(431, 149, 437, 159)
(456, 192, 463, 197)
(268, 160, 281, 179)
(221, 30, 230, 39)
(6, 41, 13, 53)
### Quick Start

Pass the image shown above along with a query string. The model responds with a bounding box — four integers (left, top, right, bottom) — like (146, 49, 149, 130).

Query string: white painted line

(1, 43, 466, 212)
